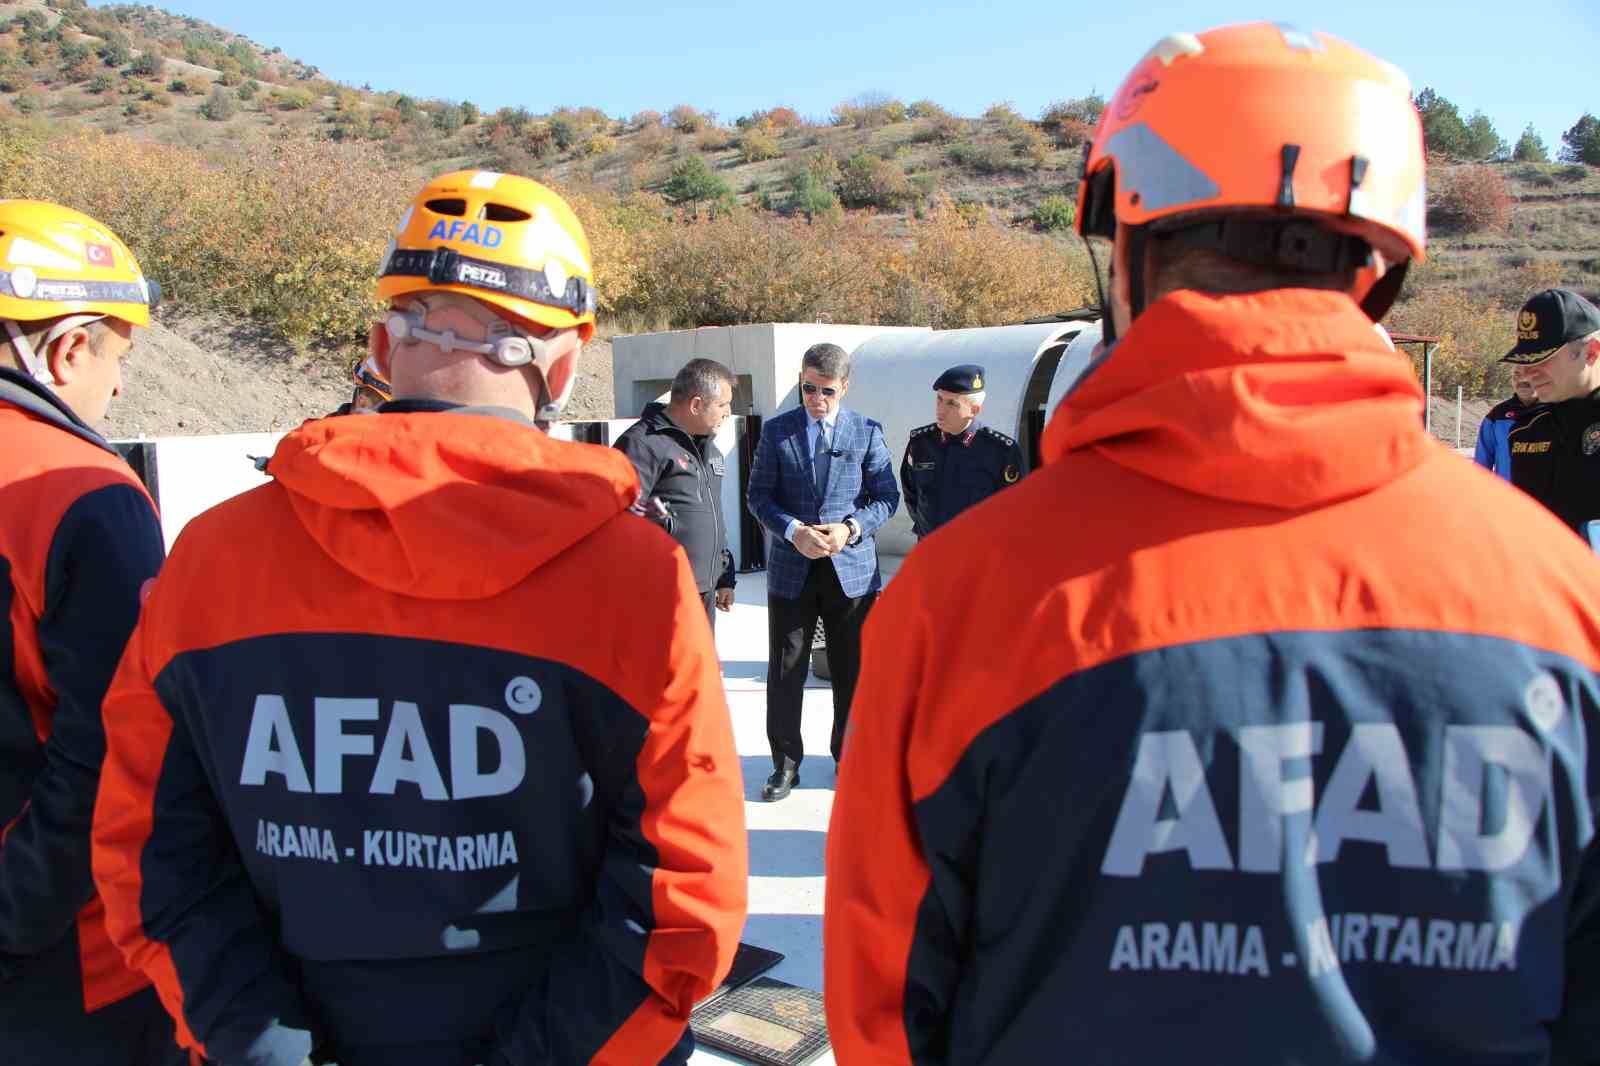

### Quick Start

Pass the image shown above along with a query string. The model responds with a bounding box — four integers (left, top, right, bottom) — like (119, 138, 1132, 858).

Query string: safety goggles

(800, 382, 839, 398)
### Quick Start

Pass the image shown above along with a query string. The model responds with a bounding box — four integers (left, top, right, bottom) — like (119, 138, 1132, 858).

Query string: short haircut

(802, 342, 851, 381)
(1148, 240, 1356, 303)
(1, 316, 116, 374)
(670, 357, 735, 405)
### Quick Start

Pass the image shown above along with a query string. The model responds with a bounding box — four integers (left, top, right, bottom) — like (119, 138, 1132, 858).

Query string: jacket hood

(268, 411, 641, 600)
(1042, 289, 1432, 510)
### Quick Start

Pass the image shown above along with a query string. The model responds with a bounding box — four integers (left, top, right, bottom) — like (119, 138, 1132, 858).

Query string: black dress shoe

(762, 765, 799, 802)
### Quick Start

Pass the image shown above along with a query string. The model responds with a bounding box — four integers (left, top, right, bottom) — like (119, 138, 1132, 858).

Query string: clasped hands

(792, 522, 850, 560)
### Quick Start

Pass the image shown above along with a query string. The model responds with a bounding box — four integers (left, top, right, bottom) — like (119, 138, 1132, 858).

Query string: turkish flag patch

(85, 243, 114, 267)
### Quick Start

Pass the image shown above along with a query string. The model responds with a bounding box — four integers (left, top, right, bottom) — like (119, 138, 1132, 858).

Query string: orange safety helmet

(377, 170, 596, 343)
(0, 199, 160, 384)
(1077, 23, 1426, 326)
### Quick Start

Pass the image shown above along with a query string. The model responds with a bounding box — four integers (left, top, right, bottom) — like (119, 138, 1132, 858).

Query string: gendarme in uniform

(1502, 288, 1600, 535)
(900, 363, 1026, 537)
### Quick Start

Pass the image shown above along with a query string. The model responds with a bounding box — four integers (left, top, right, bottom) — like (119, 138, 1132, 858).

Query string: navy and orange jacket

(92, 405, 748, 1066)
(0, 368, 163, 1007)
(824, 290, 1600, 1065)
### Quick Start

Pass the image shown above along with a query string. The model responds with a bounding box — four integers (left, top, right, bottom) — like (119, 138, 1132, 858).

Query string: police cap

(933, 364, 986, 394)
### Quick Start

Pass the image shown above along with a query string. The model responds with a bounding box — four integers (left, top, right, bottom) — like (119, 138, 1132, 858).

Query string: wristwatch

(845, 517, 861, 545)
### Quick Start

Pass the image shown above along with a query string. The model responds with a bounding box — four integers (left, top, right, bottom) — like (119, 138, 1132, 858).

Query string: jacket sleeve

(615, 431, 675, 535)
(1552, 715, 1600, 1064)
(495, 551, 747, 1066)
(0, 483, 162, 962)
(1473, 416, 1496, 470)
(900, 443, 923, 537)
(825, 574, 961, 1066)
(846, 419, 901, 539)
(747, 421, 800, 542)
(92, 580, 314, 1066)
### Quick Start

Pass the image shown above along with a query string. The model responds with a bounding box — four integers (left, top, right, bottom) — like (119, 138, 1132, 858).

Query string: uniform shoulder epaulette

(978, 425, 1016, 447)
(909, 423, 938, 438)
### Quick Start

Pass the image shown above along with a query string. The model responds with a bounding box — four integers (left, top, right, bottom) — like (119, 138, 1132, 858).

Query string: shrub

(766, 106, 802, 129)
(237, 78, 259, 101)
(837, 152, 916, 209)
(549, 116, 578, 150)
(1029, 195, 1076, 231)
(13, 87, 43, 114)
(738, 126, 782, 163)
(271, 86, 314, 111)
(1040, 97, 1100, 147)
(1389, 286, 1517, 396)
(906, 99, 948, 119)
(461, 100, 478, 125)
(832, 92, 905, 129)
(1005, 123, 1052, 168)
(694, 125, 737, 153)
(97, 36, 131, 67)
(633, 122, 672, 159)
(984, 101, 1023, 123)
(200, 83, 237, 121)
(128, 50, 163, 78)
(0, 130, 417, 348)
(911, 112, 965, 144)
(87, 72, 115, 94)
(1560, 163, 1590, 182)
(1433, 165, 1511, 232)
(667, 104, 707, 132)
(432, 103, 465, 134)
(578, 133, 616, 157)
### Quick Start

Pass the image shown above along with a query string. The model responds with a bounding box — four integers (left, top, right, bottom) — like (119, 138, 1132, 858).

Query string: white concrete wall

(1045, 321, 1103, 418)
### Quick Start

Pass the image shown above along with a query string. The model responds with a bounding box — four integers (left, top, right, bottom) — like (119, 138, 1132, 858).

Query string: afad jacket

(825, 289, 1600, 1065)
(0, 368, 164, 1009)
(613, 402, 736, 594)
(92, 406, 748, 1066)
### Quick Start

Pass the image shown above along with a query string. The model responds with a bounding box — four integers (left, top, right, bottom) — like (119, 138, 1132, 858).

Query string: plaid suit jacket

(747, 405, 900, 600)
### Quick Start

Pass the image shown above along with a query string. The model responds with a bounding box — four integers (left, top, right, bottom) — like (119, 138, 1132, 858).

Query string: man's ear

(44, 327, 94, 387)
(1585, 338, 1600, 368)
(367, 319, 391, 376)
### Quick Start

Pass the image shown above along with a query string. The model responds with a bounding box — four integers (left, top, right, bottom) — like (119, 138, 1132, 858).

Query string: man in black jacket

(615, 358, 737, 626)
(1502, 288, 1600, 537)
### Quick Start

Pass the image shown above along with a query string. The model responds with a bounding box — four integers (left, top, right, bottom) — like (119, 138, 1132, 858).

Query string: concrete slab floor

(691, 570, 843, 1065)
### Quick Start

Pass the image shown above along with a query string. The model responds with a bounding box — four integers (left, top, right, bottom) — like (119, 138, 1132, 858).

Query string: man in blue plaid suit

(747, 342, 899, 801)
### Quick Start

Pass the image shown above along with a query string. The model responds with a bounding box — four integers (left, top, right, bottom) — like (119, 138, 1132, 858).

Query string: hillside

(0, 0, 1592, 441)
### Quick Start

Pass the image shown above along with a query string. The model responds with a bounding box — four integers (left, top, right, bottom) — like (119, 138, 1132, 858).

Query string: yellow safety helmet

(376, 170, 596, 343)
(0, 199, 159, 327)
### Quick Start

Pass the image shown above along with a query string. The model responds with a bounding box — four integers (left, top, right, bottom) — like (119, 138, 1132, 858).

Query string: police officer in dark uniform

(900, 363, 1026, 538)
(1501, 288, 1600, 538)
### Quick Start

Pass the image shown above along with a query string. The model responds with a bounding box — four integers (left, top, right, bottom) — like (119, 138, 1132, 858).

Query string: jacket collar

(0, 366, 115, 454)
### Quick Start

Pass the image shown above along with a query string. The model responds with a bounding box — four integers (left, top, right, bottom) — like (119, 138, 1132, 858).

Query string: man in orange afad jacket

(826, 24, 1600, 1066)
(91, 172, 748, 1066)
(0, 200, 181, 1064)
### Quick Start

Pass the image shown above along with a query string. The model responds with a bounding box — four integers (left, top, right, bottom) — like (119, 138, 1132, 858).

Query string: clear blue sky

(100, 1, 1597, 151)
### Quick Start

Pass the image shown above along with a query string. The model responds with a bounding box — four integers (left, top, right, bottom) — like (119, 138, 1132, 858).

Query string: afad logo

(427, 219, 504, 249)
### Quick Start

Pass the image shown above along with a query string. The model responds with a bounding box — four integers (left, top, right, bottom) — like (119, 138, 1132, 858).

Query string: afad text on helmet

(427, 219, 504, 249)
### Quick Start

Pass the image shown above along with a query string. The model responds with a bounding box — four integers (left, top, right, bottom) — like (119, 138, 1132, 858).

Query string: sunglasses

(800, 382, 838, 398)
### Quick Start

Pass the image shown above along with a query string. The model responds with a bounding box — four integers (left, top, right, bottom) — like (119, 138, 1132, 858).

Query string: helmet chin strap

(5, 319, 54, 385)
(4, 314, 108, 387)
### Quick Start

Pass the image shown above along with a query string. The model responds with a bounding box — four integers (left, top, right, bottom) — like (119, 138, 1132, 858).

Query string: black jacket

(1507, 388, 1600, 535)
(900, 420, 1026, 537)
(614, 403, 736, 593)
